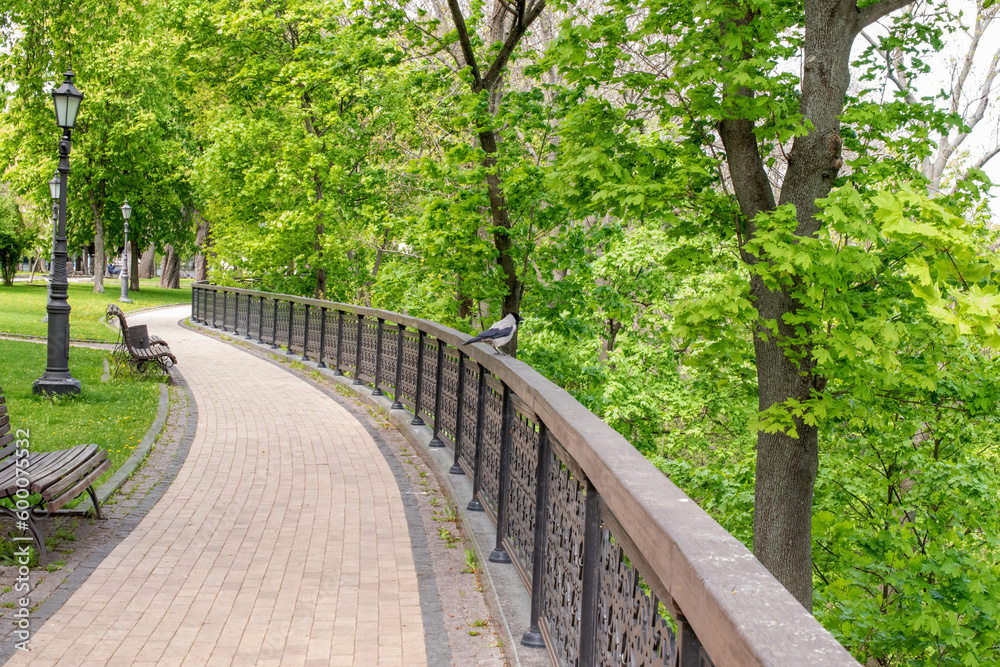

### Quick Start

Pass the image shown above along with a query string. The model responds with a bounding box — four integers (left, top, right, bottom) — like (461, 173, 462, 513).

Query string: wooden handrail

(191, 283, 859, 667)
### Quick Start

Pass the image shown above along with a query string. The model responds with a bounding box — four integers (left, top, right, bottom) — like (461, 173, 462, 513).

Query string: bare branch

(966, 143, 1000, 173)
(860, 30, 919, 104)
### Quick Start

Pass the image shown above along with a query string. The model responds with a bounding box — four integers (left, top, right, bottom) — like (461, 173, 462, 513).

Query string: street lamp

(119, 200, 132, 303)
(34, 69, 84, 396)
(40, 172, 60, 325)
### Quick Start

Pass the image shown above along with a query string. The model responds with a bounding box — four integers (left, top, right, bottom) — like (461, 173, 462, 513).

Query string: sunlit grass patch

(0, 279, 191, 342)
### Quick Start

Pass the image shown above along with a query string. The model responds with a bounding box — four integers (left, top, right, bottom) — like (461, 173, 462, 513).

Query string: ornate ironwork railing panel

(506, 401, 539, 576)
(597, 521, 675, 667)
(418, 336, 438, 427)
(341, 312, 359, 377)
(437, 347, 461, 447)
(380, 324, 400, 398)
(261, 297, 275, 344)
(189, 284, 861, 667)
(542, 444, 586, 666)
(290, 302, 305, 352)
(477, 377, 503, 514)
(398, 330, 420, 411)
(458, 360, 481, 471)
(322, 310, 338, 366)
(359, 318, 378, 382)
(305, 305, 322, 360)
(247, 295, 259, 341)
(224, 290, 237, 331)
(275, 300, 290, 346)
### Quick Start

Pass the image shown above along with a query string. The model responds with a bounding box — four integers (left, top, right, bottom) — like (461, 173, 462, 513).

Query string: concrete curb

(183, 318, 551, 667)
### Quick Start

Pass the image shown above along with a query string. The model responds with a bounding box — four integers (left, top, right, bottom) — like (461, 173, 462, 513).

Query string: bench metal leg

(86, 486, 104, 520)
(0, 506, 48, 567)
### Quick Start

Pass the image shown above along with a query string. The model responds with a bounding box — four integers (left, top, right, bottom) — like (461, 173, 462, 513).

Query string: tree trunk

(138, 243, 156, 279)
(159, 244, 180, 288)
(717, 0, 910, 610)
(313, 171, 326, 298)
(129, 238, 140, 291)
(193, 212, 210, 281)
(445, 0, 546, 357)
(90, 192, 105, 294)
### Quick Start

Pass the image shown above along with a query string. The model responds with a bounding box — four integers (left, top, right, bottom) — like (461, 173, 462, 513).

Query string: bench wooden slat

(0, 455, 31, 495)
(0, 413, 10, 434)
(0, 432, 16, 452)
(39, 447, 107, 499)
(0, 448, 82, 495)
(30, 446, 101, 495)
(45, 458, 113, 513)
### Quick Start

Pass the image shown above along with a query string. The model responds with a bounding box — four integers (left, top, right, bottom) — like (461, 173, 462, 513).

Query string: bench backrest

(127, 325, 150, 349)
(106, 304, 143, 352)
(0, 388, 18, 459)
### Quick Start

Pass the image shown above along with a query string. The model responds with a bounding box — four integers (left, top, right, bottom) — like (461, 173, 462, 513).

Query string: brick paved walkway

(10, 307, 429, 666)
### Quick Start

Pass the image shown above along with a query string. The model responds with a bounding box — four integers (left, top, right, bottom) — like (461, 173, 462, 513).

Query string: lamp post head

(121, 199, 132, 221)
(48, 172, 61, 201)
(52, 70, 84, 130)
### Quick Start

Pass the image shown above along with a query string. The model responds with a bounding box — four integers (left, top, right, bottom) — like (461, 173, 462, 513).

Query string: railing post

(521, 422, 550, 648)
(429, 340, 445, 447)
(391, 325, 404, 409)
(191, 287, 197, 322)
(579, 480, 602, 666)
(301, 304, 311, 361)
(467, 366, 487, 512)
(219, 291, 228, 331)
(353, 314, 364, 385)
(411, 330, 426, 426)
(211, 290, 218, 328)
(232, 293, 240, 336)
(285, 300, 295, 356)
(333, 310, 344, 376)
(270, 298, 279, 349)
(372, 318, 384, 396)
(243, 294, 252, 339)
(675, 615, 709, 667)
(256, 296, 265, 344)
(489, 385, 513, 564)
(450, 352, 466, 475)
(316, 307, 328, 368)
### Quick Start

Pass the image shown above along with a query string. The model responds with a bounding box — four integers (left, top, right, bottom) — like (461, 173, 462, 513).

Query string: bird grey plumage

(460, 313, 521, 355)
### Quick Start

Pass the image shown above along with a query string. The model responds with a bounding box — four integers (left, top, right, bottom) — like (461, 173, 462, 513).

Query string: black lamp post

(119, 200, 132, 303)
(34, 70, 84, 396)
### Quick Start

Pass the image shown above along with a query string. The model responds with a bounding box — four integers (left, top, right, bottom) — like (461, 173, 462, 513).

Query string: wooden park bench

(106, 304, 177, 377)
(0, 387, 112, 564)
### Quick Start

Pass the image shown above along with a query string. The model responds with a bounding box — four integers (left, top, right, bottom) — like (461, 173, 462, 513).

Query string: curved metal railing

(191, 282, 859, 667)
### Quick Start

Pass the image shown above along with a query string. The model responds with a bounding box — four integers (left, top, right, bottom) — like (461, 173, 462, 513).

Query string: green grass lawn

(0, 279, 191, 342)
(0, 338, 161, 493)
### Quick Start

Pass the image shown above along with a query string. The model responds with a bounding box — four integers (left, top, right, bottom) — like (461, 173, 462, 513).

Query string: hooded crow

(460, 313, 521, 355)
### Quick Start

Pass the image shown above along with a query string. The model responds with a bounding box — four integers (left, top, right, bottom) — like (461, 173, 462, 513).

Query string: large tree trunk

(138, 243, 156, 279)
(129, 238, 140, 292)
(90, 191, 105, 294)
(159, 244, 180, 288)
(193, 212, 210, 282)
(718, 0, 910, 610)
